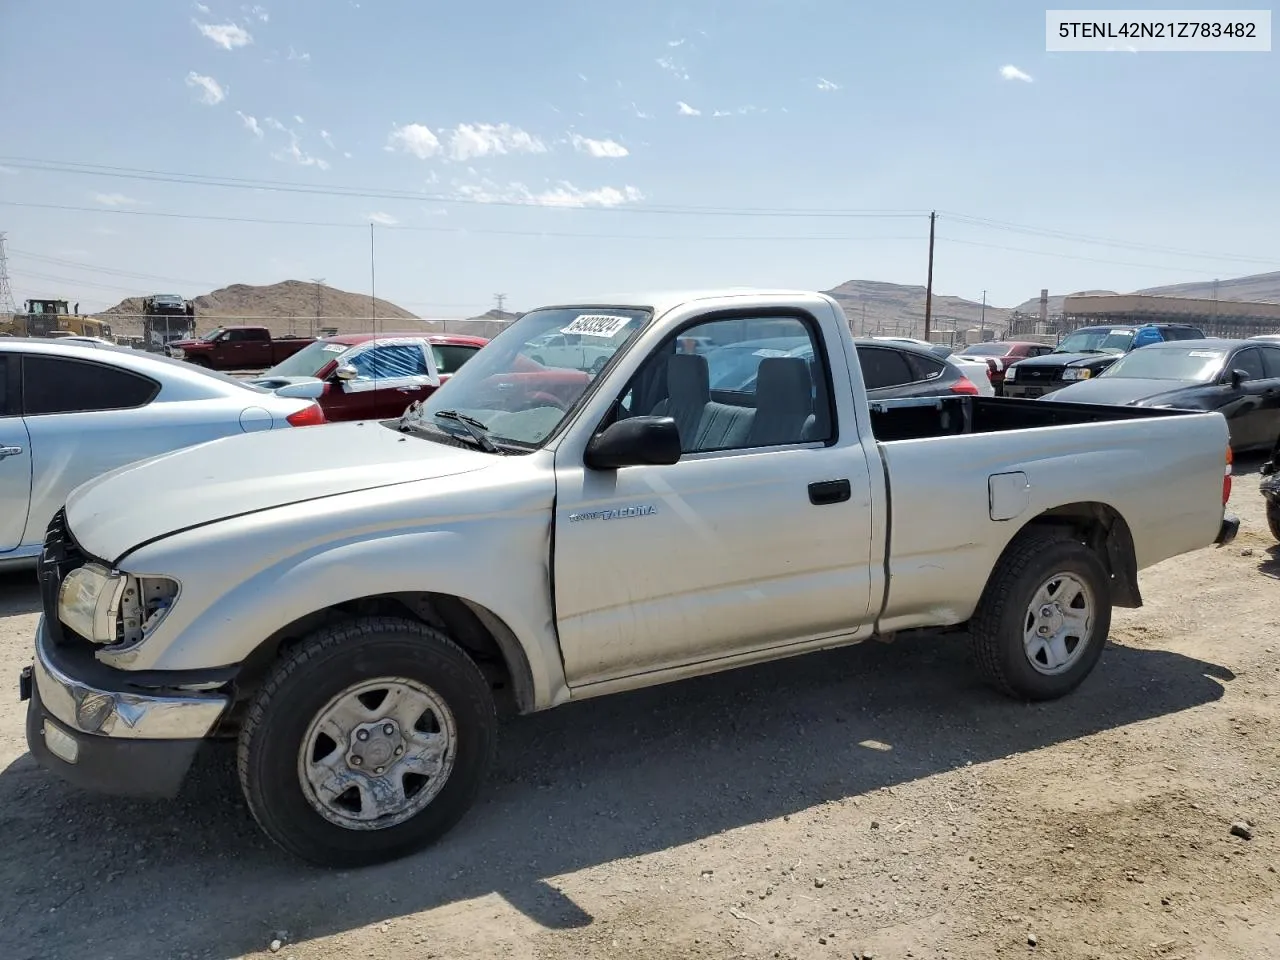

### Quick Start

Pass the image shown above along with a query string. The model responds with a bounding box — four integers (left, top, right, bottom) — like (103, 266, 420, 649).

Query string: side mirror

(333, 364, 359, 382)
(1228, 368, 1249, 389)
(584, 416, 682, 470)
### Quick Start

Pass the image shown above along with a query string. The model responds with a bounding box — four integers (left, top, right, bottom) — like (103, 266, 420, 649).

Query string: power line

(0, 156, 926, 219)
(937, 236, 1248, 277)
(9, 248, 216, 288)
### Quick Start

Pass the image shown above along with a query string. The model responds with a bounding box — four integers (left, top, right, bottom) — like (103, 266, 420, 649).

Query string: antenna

(0, 232, 17, 316)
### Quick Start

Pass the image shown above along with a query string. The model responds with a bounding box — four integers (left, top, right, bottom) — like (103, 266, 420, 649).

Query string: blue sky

(1, 0, 1278, 317)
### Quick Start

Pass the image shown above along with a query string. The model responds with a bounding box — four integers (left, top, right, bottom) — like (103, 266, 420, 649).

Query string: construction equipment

(142, 293, 196, 351)
(0, 299, 113, 339)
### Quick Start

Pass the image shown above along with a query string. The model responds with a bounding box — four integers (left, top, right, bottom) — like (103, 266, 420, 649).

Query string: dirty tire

(237, 616, 497, 868)
(969, 528, 1111, 701)
(1267, 502, 1280, 542)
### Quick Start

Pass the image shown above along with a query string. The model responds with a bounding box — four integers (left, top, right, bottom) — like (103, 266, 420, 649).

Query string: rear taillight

(286, 402, 327, 427)
(950, 377, 980, 395)
(984, 358, 999, 380)
(1223, 444, 1233, 504)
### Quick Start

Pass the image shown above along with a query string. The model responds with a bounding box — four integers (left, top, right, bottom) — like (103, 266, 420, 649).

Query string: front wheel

(237, 616, 497, 867)
(969, 528, 1111, 700)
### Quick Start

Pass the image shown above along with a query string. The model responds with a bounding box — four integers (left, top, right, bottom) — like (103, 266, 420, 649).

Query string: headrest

(755, 356, 813, 415)
(666, 353, 711, 406)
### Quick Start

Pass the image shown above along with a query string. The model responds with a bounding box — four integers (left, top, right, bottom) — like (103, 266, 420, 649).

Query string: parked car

(1049, 338, 1280, 453)
(1003, 323, 1206, 399)
(867, 336, 995, 396)
(954, 341, 1056, 395)
(1249, 334, 1280, 344)
(166, 326, 317, 370)
(1260, 432, 1280, 540)
(0, 338, 325, 570)
(249, 333, 488, 422)
(20, 289, 1239, 867)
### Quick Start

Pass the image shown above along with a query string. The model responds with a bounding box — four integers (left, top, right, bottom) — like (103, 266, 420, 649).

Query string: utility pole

(310, 278, 325, 338)
(369, 223, 377, 336)
(0, 232, 17, 317)
(494, 293, 507, 317)
(922, 211, 936, 343)
(980, 289, 987, 339)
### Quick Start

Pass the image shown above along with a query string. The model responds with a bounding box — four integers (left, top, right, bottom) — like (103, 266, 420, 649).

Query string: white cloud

(185, 71, 226, 105)
(447, 123, 546, 161)
(195, 20, 253, 49)
(320, 129, 335, 149)
(1000, 64, 1033, 82)
(712, 109, 731, 117)
(668, 38, 686, 47)
(386, 122, 441, 159)
(236, 110, 264, 137)
(0, 165, 18, 175)
(193, 1, 210, 12)
(264, 116, 288, 132)
(367, 212, 398, 225)
(273, 130, 330, 170)
(343, 151, 352, 158)
(656, 56, 689, 80)
(287, 46, 311, 61)
(91, 192, 142, 207)
(676, 101, 701, 116)
(816, 78, 840, 91)
(570, 134, 628, 158)
(294, 114, 305, 124)
(91, 226, 120, 236)
(630, 102, 651, 120)
(577, 72, 588, 82)
(244, 4, 268, 21)
(455, 179, 644, 209)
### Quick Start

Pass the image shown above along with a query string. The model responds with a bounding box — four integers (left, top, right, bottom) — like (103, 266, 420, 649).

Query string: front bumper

(1215, 513, 1240, 546)
(19, 617, 230, 797)
(1003, 381, 1064, 399)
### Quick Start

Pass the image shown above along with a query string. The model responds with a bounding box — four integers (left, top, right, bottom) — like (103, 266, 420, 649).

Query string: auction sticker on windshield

(1188, 350, 1224, 357)
(322, 343, 347, 353)
(560, 314, 633, 338)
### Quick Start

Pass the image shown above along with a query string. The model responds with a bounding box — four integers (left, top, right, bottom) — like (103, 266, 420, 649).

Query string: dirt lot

(0, 468, 1277, 960)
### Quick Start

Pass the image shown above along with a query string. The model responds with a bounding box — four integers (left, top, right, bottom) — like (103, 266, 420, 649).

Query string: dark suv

(1002, 322, 1206, 399)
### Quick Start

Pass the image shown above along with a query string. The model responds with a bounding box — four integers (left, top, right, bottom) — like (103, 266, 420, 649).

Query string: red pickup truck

(166, 326, 316, 370)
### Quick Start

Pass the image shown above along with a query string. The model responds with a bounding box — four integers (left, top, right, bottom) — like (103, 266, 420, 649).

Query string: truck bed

(868, 394, 1194, 443)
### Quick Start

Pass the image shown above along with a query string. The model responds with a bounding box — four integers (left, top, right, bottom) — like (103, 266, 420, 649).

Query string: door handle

(396, 387, 418, 393)
(808, 479, 851, 505)
(0, 445, 23, 460)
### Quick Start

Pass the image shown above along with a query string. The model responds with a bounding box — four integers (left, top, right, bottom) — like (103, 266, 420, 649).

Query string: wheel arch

(1012, 500, 1141, 608)
(236, 592, 537, 716)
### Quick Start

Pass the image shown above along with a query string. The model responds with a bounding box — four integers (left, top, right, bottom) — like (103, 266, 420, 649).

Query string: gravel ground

(0, 466, 1277, 960)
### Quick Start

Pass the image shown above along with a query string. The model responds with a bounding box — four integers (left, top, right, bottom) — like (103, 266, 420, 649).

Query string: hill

(1012, 270, 1280, 316)
(823, 279, 1011, 339)
(100, 281, 421, 338)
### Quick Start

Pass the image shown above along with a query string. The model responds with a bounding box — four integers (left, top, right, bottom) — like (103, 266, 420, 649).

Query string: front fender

(112, 522, 569, 711)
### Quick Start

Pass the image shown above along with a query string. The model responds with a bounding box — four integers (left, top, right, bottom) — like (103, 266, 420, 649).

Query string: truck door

(241, 328, 273, 367)
(325, 340, 440, 420)
(552, 308, 878, 689)
(0, 353, 34, 552)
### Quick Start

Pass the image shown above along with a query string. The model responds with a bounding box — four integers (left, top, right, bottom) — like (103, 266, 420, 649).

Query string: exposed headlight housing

(1061, 368, 1093, 381)
(1005, 366, 1017, 381)
(57, 564, 180, 649)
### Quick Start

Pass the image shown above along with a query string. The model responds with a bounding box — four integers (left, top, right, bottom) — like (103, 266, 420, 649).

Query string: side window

(857, 346, 914, 390)
(23, 356, 159, 415)
(0, 355, 11, 417)
(614, 315, 833, 454)
(1232, 347, 1266, 381)
(1259, 346, 1280, 379)
(348, 343, 429, 380)
(904, 351, 946, 382)
(431, 344, 479, 375)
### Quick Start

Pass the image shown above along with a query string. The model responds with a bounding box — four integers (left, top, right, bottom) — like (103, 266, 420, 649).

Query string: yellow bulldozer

(0, 299, 113, 340)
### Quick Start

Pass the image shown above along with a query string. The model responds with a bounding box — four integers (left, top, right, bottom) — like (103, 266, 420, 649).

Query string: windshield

(1056, 328, 1133, 354)
(198, 327, 225, 341)
(262, 338, 349, 377)
(412, 306, 650, 447)
(959, 342, 1012, 357)
(704, 337, 810, 390)
(1098, 347, 1226, 381)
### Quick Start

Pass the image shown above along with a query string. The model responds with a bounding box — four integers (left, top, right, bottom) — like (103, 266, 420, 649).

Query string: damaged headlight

(58, 563, 126, 643)
(57, 564, 180, 649)
(1061, 368, 1093, 381)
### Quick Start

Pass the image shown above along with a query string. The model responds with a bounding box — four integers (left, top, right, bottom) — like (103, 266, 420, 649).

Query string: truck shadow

(0, 635, 1234, 960)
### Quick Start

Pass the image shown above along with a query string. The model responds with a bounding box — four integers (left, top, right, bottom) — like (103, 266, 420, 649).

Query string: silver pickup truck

(20, 289, 1238, 868)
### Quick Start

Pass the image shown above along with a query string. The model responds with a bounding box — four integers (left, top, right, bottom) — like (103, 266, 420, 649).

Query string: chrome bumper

(30, 617, 229, 740)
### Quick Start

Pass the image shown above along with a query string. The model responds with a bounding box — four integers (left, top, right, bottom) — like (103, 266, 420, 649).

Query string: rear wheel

(237, 616, 497, 868)
(1267, 501, 1280, 542)
(970, 528, 1111, 700)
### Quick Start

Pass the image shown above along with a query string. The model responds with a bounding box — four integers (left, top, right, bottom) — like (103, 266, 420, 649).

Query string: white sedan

(0, 338, 327, 570)
(870, 336, 996, 396)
